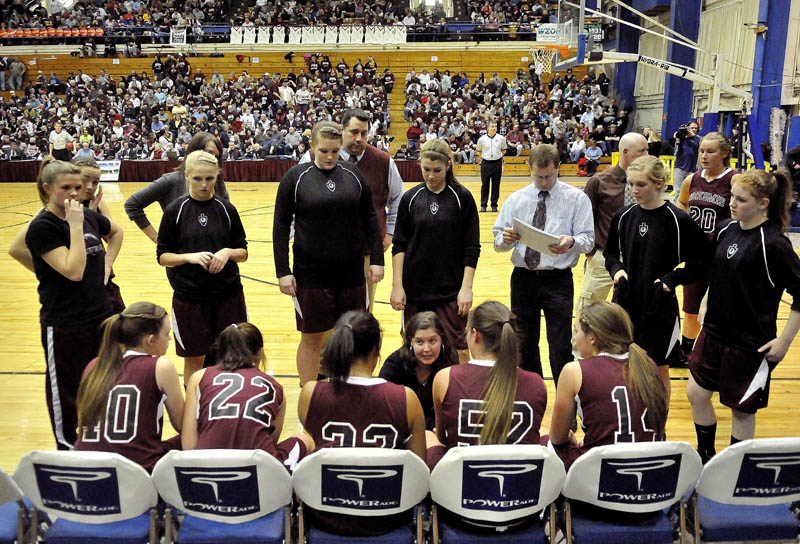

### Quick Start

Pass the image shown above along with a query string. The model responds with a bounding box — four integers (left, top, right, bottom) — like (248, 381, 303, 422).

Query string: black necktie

(524, 190, 548, 269)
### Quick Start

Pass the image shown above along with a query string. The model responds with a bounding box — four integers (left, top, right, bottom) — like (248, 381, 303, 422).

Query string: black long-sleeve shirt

(273, 161, 384, 289)
(705, 220, 800, 350)
(392, 181, 480, 304)
(156, 196, 246, 301)
(605, 202, 711, 320)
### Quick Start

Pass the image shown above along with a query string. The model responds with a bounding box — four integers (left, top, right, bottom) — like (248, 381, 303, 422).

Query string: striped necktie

(524, 190, 548, 269)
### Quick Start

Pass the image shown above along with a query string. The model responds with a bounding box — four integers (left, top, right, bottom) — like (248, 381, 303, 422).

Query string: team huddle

(9, 107, 800, 523)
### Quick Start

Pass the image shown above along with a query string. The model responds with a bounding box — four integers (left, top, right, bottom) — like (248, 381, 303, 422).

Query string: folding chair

(0, 468, 29, 544)
(688, 437, 800, 543)
(152, 449, 292, 544)
(562, 441, 702, 543)
(430, 445, 566, 543)
(14, 450, 158, 543)
(292, 448, 429, 543)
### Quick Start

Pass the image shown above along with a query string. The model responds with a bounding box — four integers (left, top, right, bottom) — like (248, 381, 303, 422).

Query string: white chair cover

(696, 437, 800, 506)
(0, 469, 23, 506)
(242, 26, 256, 44)
(229, 26, 242, 44)
(293, 448, 429, 516)
(562, 441, 702, 513)
(257, 26, 271, 44)
(288, 27, 302, 44)
(431, 445, 565, 523)
(152, 449, 292, 524)
(14, 451, 157, 524)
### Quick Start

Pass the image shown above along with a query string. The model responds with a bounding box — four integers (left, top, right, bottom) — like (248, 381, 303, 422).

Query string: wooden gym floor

(1, 179, 798, 472)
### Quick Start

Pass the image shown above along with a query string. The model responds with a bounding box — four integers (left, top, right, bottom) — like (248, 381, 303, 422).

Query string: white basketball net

(532, 48, 558, 74)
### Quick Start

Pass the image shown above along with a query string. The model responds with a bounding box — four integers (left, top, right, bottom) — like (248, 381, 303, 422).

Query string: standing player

(25, 157, 124, 449)
(549, 301, 667, 469)
(687, 170, 800, 462)
(9, 157, 126, 313)
(604, 155, 710, 400)
(492, 144, 594, 383)
(297, 310, 426, 536)
(273, 121, 384, 385)
(299, 109, 404, 311)
(74, 302, 184, 472)
(429, 301, 547, 467)
(125, 132, 229, 244)
(675, 132, 735, 365)
(156, 150, 248, 385)
(476, 121, 507, 212)
(390, 139, 480, 362)
(183, 323, 311, 471)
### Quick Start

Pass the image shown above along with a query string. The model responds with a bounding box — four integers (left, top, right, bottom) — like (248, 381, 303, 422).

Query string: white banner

(170, 27, 187, 45)
(98, 160, 121, 181)
(536, 23, 559, 42)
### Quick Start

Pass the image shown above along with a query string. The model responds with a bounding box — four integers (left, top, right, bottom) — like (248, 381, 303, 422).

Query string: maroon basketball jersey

(439, 361, 547, 448)
(74, 352, 173, 472)
(194, 367, 285, 455)
(687, 169, 734, 237)
(577, 354, 660, 451)
(304, 377, 410, 450)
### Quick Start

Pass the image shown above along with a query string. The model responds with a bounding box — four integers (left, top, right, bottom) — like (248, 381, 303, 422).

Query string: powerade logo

(175, 466, 260, 517)
(461, 459, 543, 511)
(34, 464, 121, 515)
(320, 464, 403, 510)
(734, 453, 800, 498)
(598, 455, 680, 504)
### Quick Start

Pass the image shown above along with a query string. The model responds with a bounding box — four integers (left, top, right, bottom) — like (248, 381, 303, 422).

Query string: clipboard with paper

(513, 217, 560, 255)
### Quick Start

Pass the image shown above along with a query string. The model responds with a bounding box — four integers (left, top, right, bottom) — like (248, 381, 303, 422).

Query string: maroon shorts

(403, 299, 468, 350)
(105, 278, 126, 315)
(689, 330, 772, 414)
(426, 444, 446, 471)
(295, 284, 368, 334)
(682, 271, 710, 314)
(171, 291, 248, 357)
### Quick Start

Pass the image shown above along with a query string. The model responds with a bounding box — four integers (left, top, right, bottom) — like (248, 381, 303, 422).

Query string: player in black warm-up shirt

(25, 157, 123, 449)
(273, 121, 384, 385)
(390, 138, 480, 362)
(605, 156, 710, 402)
(157, 150, 248, 385)
(687, 169, 800, 462)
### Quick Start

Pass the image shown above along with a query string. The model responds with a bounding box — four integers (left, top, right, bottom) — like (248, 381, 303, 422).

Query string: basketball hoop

(531, 48, 558, 74)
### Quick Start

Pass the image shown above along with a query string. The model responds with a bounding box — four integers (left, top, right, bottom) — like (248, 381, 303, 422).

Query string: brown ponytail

(212, 322, 265, 371)
(76, 302, 167, 431)
(323, 311, 382, 393)
(734, 169, 792, 232)
(577, 301, 667, 437)
(467, 301, 520, 445)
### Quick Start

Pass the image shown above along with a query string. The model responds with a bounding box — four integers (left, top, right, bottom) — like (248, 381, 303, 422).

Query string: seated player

(74, 302, 184, 472)
(182, 322, 311, 471)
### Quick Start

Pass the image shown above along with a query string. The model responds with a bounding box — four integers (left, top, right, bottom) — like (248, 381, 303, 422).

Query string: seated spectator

(584, 139, 603, 175)
(570, 134, 586, 163)
(394, 143, 410, 159)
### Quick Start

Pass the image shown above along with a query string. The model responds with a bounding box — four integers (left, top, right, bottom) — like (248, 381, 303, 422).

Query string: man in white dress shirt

(476, 121, 507, 212)
(492, 144, 594, 383)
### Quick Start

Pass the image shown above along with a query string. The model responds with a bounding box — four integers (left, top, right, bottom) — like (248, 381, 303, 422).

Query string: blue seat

(689, 437, 800, 543)
(562, 441, 703, 543)
(292, 448, 429, 543)
(0, 468, 28, 544)
(152, 449, 293, 544)
(13, 450, 158, 544)
(429, 445, 565, 543)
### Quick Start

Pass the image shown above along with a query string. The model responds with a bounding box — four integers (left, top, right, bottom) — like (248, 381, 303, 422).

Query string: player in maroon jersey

(183, 323, 311, 470)
(688, 170, 800, 462)
(74, 302, 184, 472)
(676, 132, 735, 365)
(429, 301, 547, 468)
(298, 310, 426, 458)
(549, 301, 668, 469)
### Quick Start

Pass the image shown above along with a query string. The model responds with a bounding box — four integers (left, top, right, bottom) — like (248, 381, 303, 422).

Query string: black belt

(482, 157, 503, 162)
(516, 267, 572, 278)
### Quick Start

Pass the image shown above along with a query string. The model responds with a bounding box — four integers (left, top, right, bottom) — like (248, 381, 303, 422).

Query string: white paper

(513, 217, 560, 255)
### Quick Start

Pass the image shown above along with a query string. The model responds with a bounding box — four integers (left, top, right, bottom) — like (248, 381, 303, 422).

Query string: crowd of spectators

(237, 0, 427, 28)
(400, 63, 630, 170)
(0, 53, 393, 162)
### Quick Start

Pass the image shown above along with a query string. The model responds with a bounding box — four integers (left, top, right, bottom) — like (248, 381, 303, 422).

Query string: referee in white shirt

(492, 144, 594, 383)
(48, 122, 74, 162)
(476, 121, 507, 212)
